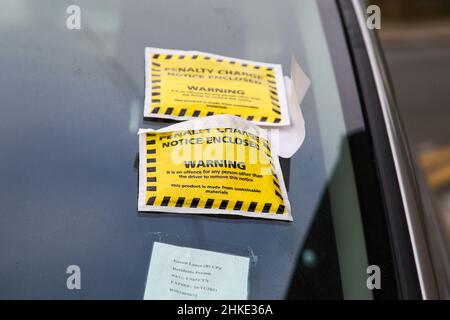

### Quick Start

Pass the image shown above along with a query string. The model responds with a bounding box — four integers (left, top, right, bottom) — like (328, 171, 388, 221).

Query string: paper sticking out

(138, 115, 292, 221)
(275, 56, 311, 158)
(144, 242, 250, 300)
(144, 47, 290, 126)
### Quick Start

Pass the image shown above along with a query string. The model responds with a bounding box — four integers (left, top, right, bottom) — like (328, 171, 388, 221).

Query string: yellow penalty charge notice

(137, 115, 292, 221)
(144, 48, 290, 126)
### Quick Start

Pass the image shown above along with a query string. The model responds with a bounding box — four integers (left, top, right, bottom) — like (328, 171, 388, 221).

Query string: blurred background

(372, 0, 450, 279)
(373, 0, 450, 149)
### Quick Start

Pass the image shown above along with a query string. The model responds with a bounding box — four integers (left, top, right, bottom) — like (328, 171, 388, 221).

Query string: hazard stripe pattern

(149, 53, 283, 123)
(146, 133, 157, 206)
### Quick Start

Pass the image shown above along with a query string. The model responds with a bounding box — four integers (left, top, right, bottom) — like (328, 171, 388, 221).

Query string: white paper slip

(144, 242, 250, 300)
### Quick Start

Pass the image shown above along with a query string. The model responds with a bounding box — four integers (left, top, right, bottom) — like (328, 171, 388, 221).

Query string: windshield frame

(335, 0, 424, 299)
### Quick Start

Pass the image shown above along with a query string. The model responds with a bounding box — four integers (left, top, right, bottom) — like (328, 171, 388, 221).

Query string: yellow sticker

(138, 116, 292, 221)
(144, 48, 289, 126)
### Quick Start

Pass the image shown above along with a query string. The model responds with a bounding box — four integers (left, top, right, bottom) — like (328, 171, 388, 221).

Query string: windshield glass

(0, 0, 376, 299)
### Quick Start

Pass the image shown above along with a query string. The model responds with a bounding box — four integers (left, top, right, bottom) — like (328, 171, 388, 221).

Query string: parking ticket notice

(143, 242, 250, 300)
(144, 47, 290, 126)
(137, 115, 292, 221)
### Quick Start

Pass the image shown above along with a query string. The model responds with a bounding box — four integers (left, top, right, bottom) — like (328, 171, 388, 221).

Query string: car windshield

(0, 0, 380, 299)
